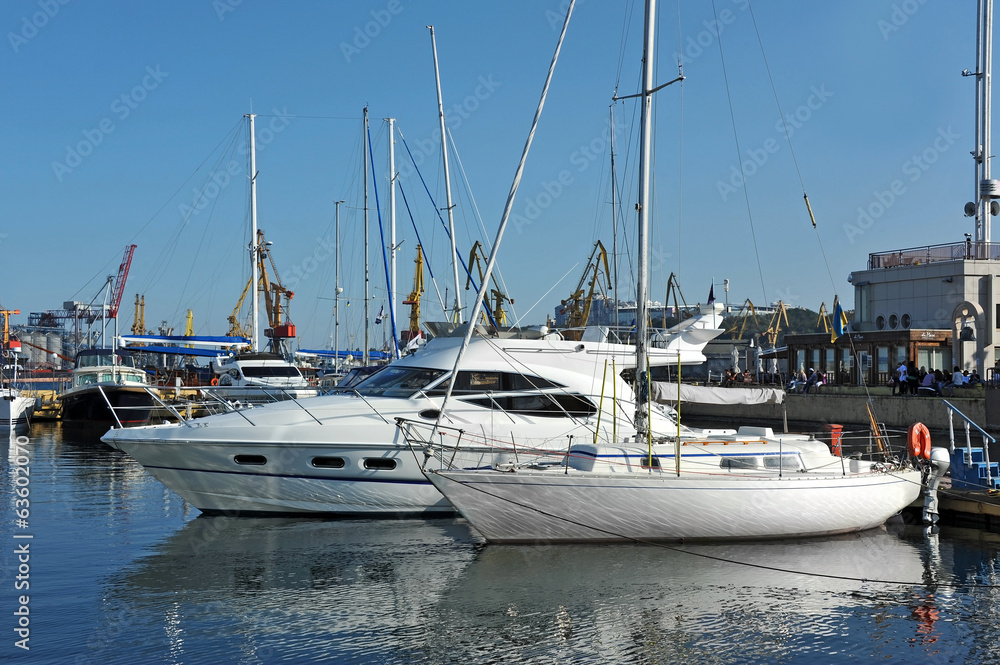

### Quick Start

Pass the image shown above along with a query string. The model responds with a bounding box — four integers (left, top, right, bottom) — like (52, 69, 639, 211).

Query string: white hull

(0, 392, 33, 432)
(426, 466, 923, 542)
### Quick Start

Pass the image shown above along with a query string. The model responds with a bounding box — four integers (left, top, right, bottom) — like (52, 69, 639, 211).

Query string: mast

(246, 112, 260, 353)
(976, 0, 994, 247)
(387, 116, 400, 359)
(334, 199, 345, 370)
(428, 25, 463, 324)
(633, 0, 656, 437)
(610, 104, 620, 335)
(363, 107, 371, 367)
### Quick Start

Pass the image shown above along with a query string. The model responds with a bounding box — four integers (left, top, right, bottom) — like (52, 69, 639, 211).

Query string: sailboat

(418, 0, 927, 542)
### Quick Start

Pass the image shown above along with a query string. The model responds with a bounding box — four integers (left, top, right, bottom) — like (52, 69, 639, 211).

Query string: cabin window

(427, 371, 563, 396)
(234, 454, 267, 466)
(418, 409, 441, 420)
(311, 457, 346, 469)
(720, 456, 757, 470)
(461, 393, 596, 418)
(354, 367, 445, 397)
(762, 455, 801, 470)
(242, 366, 303, 378)
(364, 458, 397, 470)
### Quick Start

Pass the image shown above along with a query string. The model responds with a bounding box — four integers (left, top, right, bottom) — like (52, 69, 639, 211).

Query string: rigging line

(367, 121, 400, 358)
(712, 0, 768, 306)
(398, 182, 448, 316)
(612, 2, 635, 95)
(396, 129, 497, 327)
(446, 127, 516, 320)
(745, 1, 839, 297)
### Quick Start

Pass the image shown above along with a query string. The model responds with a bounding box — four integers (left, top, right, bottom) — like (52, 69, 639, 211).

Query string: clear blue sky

(1, 1, 982, 350)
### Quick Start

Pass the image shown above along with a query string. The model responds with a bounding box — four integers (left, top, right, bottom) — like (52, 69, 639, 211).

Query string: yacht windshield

(352, 367, 446, 397)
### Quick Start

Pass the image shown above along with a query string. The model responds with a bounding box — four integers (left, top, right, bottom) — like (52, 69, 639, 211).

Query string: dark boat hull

(60, 386, 154, 427)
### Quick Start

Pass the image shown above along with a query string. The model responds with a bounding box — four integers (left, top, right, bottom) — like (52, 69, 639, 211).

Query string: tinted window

(354, 367, 445, 397)
(427, 371, 563, 395)
(242, 366, 303, 378)
(461, 393, 596, 418)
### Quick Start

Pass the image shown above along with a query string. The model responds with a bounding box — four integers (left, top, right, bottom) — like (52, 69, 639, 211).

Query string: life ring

(908, 422, 932, 460)
(210, 377, 219, 386)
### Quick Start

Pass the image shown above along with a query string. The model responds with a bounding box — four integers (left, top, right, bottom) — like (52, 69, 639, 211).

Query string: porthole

(311, 456, 346, 469)
(364, 458, 397, 470)
(901, 313, 911, 329)
(418, 409, 441, 420)
(889, 314, 898, 329)
(875, 315, 886, 330)
(234, 454, 267, 465)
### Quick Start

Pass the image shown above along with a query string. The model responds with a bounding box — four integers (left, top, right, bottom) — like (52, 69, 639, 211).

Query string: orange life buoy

(210, 377, 219, 386)
(907, 422, 932, 459)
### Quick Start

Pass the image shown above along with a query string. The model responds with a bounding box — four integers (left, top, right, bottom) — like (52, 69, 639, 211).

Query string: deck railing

(868, 240, 1000, 270)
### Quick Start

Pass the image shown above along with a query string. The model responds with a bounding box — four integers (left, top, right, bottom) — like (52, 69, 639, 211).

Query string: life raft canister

(907, 422, 932, 460)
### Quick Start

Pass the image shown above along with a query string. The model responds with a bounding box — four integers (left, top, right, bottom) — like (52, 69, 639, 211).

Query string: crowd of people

(890, 361, 982, 396)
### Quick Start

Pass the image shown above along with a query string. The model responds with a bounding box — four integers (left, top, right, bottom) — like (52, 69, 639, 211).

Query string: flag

(832, 297, 847, 341)
(707, 284, 715, 305)
(375, 306, 384, 325)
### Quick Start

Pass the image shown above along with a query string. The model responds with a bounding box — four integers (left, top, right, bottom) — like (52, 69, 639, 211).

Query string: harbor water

(4, 422, 1000, 664)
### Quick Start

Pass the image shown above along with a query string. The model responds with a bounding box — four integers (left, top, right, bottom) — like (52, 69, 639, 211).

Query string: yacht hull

(0, 393, 34, 432)
(426, 467, 924, 543)
(61, 385, 155, 426)
(109, 437, 455, 515)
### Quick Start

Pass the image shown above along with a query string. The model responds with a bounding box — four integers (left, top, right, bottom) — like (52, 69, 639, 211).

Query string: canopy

(651, 382, 785, 405)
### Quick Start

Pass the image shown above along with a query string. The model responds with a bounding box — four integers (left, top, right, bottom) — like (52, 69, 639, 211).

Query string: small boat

(418, 0, 928, 543)
(59, 348, 156, 427)
(1, 334, 33, 434)
(207, 352, 319, 404)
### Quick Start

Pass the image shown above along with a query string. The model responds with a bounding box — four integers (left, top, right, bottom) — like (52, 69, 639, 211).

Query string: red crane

(109, 244, 137, 319)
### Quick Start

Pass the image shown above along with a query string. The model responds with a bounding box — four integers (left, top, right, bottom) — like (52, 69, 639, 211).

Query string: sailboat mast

(363, 106, 371, 367)
(634, 0, 656, 436)
(974, 0, 994, 246)
(428, 25, 463, 324)
(246, 112, 260, 353)
(334, 199, 344, 370)
(387, 116, 400, 359)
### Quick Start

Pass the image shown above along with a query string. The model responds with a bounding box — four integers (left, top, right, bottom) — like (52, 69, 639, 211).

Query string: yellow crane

(227, 229, 296, 350)
(560, 241, 611, 337)
(762, 301, 790, 348)
(726, 299, 758, 340)
(131, 294, 147, 335)
(401, 245, 425, 344)
(466, 241, 513, 327)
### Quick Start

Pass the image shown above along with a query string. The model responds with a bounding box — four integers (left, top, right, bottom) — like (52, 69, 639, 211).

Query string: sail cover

(651, 382, 785, 405)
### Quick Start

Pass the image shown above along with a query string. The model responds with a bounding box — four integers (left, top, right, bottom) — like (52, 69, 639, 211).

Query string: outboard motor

(921, 447, 951, 525)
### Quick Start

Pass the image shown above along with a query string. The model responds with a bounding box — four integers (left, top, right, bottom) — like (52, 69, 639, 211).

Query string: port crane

(762, 301, 790, 348)
(401, 245, 425, 345)
(227, 230, 296, 354)
(726, 299, 758, 340)
(559, 240, 611, 339)
(465, 241, 513, 327)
